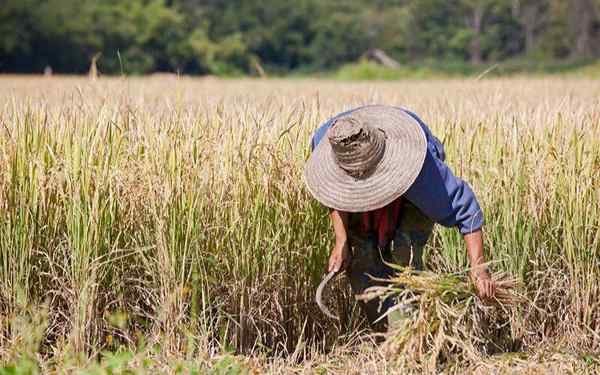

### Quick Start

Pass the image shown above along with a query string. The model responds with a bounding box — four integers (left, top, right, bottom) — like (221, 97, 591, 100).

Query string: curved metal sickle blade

(315, 270, 340, 321)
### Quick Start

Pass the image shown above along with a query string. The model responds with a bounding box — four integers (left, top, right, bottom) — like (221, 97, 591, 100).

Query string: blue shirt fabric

(310, 107, 484, 234)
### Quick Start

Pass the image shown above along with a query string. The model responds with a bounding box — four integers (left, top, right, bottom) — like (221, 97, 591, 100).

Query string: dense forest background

(1, 0, 600, 75)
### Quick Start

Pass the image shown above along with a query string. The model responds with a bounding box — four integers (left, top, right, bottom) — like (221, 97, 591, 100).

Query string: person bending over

(303, 105, 496, 331)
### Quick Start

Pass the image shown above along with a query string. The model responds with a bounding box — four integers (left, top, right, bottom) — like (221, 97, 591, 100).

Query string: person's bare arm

(464, 229, 496, 299)
(328, 210, 351, 273)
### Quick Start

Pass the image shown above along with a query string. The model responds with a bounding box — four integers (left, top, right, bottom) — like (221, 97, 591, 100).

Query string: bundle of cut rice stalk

(357, 265, 524, 372)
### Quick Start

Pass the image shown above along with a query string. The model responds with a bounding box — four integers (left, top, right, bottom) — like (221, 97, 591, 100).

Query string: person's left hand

(471, 270, 497, 299)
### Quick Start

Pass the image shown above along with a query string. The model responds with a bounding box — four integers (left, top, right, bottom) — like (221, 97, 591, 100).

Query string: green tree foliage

(0, 0, 599, 74)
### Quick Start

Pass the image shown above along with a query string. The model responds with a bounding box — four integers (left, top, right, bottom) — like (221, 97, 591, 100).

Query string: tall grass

(0, 77, 598, 371)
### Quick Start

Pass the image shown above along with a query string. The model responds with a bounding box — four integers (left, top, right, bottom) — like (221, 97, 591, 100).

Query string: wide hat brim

(303, 105, 427, 213)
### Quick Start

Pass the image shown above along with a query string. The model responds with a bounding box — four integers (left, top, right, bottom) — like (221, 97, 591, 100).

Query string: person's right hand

(328, 240, 351, 273)
(471, 269, 497, 300)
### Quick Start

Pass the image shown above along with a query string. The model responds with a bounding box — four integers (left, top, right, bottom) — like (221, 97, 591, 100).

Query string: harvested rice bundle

(358, 265, 524, 371)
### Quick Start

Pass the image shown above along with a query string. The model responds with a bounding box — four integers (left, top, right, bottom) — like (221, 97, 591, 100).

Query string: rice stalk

(359, 266, 524, 371)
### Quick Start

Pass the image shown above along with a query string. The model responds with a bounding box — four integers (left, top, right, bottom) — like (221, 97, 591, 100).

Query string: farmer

(304, 105, 497, 332)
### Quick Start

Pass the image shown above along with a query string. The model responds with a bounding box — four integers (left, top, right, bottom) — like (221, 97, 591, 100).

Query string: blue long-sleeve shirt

(310, 107, 484, 234)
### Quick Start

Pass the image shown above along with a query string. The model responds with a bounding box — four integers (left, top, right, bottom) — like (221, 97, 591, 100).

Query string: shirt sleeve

(404, 151, 484, 234)
(404, 109, 446, 161)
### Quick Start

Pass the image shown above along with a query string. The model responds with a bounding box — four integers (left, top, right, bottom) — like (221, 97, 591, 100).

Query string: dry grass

(359, 268, 524, 371)
(0, 75, 598, 373)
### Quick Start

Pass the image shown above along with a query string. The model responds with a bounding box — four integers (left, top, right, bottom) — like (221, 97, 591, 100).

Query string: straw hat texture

(303, 105, 427, 212)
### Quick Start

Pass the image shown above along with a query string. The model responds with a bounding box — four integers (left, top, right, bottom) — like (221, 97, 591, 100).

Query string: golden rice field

(0, 76, 599, 373)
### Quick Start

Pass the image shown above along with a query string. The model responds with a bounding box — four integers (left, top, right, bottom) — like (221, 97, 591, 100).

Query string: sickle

(315, 270, 340, 320)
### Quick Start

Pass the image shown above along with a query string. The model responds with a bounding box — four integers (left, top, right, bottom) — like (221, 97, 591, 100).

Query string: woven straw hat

(303, 105, 427, 212)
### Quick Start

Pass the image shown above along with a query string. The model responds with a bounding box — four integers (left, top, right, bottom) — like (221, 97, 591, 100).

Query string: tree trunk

(522, 5, 539, 54)
(469, 4, 485, 64)
(570, 0, 596, 58)
(575, 13, 592, 57)
(512, 0, 547, 55)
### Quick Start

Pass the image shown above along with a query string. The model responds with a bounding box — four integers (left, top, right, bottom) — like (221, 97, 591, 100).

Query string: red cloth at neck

(361, 198, 403, 248)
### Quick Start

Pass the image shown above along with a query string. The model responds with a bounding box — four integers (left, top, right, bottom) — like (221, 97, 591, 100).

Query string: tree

(569, 0, 599, 58)
(0, 0, 38, 71)
(402, 0, 464, 60)
(512, 0, 548, 55)
(461, 0, 495, 64)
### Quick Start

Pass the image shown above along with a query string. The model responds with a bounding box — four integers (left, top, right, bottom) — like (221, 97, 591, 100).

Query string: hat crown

(327, 116, 386, 179)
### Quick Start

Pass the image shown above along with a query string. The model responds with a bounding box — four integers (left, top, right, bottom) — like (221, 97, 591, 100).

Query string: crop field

(0, 76, 599, 374)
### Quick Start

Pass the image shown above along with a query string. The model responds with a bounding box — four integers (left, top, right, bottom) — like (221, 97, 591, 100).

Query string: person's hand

(471, 269, 497, 299)
(328, 240, 351, 273)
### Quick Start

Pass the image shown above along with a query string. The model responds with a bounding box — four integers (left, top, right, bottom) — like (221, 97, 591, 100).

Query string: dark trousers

(347, 201, 433, 332)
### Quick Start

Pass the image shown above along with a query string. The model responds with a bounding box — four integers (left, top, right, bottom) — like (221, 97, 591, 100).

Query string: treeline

(1, 0, 600, 75)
